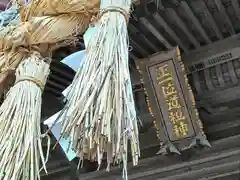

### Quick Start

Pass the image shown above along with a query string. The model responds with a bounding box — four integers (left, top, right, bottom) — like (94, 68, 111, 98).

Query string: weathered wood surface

(135, 48, 210, 153)
(46, 60, 75, 97)
(40, 107, 240, 180)
(78, 134, 240, 180)
(43, 113, 240, 180)
(183, 37, 240, 115)
(36, 1, 240, 178)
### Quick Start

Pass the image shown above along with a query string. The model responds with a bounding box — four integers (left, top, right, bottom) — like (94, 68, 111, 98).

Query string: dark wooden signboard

(136, 47, 210, 154)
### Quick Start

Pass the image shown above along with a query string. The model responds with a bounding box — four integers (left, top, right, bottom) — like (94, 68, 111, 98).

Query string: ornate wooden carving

(186, 50, 240, 113)
(135, 47, 210, 154)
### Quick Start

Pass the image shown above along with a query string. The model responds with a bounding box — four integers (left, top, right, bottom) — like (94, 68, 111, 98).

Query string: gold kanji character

(162, 82, 177, 97)
(156, 64, 171, 80)
(173, 122, 188, 138)
(169, 110, 185, 124)
(166, 95, 181, 110)
(179, 122, 188, 136)
(157, 76, 173, 85)
(173, 125, 180, 138)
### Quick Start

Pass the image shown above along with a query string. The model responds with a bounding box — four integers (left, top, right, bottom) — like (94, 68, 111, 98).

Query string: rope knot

(92, 6, 130, 24)
(15, 76, 44, 92)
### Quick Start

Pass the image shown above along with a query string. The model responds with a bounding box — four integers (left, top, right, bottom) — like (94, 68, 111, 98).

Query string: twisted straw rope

(0, 0, 100, 98)
(0, 0, 100, 179)
(94, 6, 130, 23)
(15, 76, 44, 91)
(0, 52, 51, 180)
(58, 1, 139, 180)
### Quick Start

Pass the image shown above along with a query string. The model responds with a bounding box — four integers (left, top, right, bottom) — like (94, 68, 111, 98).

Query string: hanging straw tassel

(58, 0, 140, 179)
(0, 1, 100, 179)
(0, 51, 50, 180)
(0, 0, 99, 101)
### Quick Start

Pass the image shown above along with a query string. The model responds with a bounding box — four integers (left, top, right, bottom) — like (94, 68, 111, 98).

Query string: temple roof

(1, 0, 240, 179)
(40, 1, 240, 179)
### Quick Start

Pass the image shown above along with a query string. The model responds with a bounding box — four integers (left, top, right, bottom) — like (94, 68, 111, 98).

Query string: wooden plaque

(136, 47, 210, 154)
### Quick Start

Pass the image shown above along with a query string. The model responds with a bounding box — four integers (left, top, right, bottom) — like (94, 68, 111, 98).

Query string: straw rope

(0, 0, 99, 70)
(20, 0, 99, 18)
(0, 52, 50, 180)
(93, 6, 130, 23)
(57, 1, 140, 179)
(0, 0, 100, 179)
(0, 0, 100, 99)
(15, 76, 44, 91)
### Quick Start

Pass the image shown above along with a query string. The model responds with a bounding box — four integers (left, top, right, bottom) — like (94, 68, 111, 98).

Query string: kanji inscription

(155, 63, 190, 140)
(136, 47, 210, 153)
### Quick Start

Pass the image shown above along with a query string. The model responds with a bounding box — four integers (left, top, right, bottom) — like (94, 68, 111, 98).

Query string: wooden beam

(198, 169, 240, 180)
(214, 0, 235, 35)
(140, 17, 172, 49)
(231, 0, 240, 20)
(130, 38, 149, 57)
(166, 8, 200, 48)
(50, 64, 75, 81)
(183, 33, 240, 65)
(156, 160, 239, 180)
(200, 0, 223, 40)
(153, 13, 188, 52)
(128, 24, 159, 52)
(78, 134, 240, 180)
(180, 1, 212, 44)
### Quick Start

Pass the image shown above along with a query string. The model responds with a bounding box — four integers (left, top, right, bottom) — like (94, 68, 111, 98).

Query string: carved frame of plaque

(135, 47, 210, 154)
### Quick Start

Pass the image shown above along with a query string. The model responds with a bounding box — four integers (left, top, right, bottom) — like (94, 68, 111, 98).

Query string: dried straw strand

(0, 0, 100, 97)
(0, 0, 101, 179)
(0, 52, 50, 180)
(58, 0, 139, 179)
